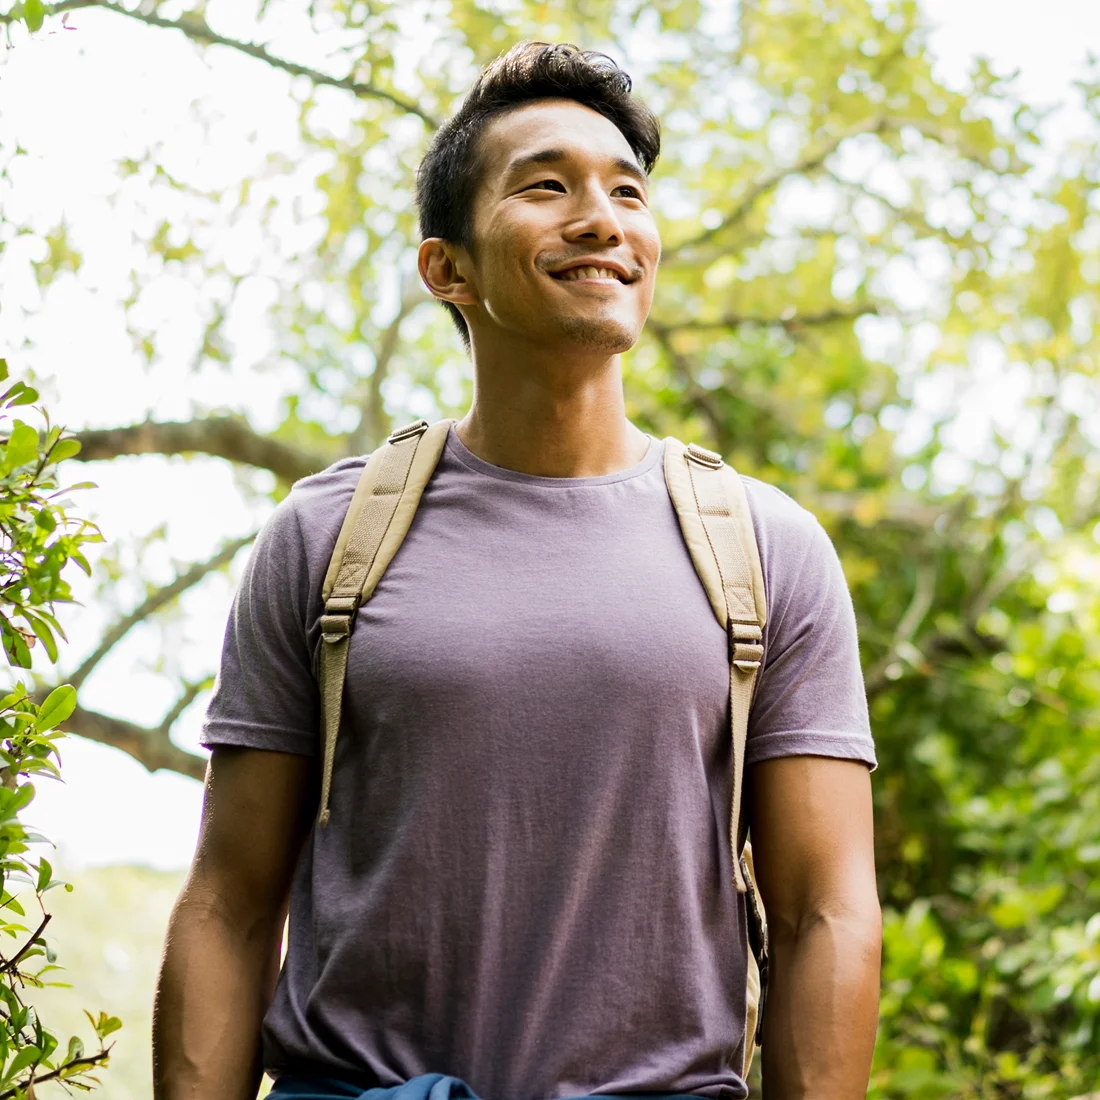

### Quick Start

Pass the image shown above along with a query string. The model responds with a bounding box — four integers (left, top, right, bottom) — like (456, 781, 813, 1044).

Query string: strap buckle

(388, 419, 430, 443)
(320, 613, 353, 643)
(321, 595, 359, 644)
(729, 622, 763, 671)
(686, 442, 723, 469)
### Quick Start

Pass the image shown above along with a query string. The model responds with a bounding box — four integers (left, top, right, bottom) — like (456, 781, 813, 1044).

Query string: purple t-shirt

(202, 427, 875, 1100)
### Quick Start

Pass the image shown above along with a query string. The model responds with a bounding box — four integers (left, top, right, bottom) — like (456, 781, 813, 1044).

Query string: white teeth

(557, 266, 621, 281)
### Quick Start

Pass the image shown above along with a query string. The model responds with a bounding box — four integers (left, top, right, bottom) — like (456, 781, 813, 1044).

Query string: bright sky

(0, 0, 1098, 872)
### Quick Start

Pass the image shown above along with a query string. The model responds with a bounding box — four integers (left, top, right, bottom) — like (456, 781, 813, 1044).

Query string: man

(153, 41, 881, 1100)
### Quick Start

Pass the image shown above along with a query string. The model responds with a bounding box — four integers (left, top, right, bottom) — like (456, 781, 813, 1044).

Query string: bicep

(748, 756, 878, 935)
(188, 746, 315, 922)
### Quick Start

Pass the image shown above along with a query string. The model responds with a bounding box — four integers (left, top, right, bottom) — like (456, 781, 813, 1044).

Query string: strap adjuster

(388, 419, 430, 443)
(320, 612, 353, 643)
(686, 442, 723, 469)
(730, 622, 763, 671)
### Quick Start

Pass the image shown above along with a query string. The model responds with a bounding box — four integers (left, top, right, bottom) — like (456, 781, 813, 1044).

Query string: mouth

(548, 263, 632, 284)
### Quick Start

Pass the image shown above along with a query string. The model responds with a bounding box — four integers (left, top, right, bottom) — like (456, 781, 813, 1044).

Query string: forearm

(761, 904, 882, 1099)
(153, 883, 284, 1100)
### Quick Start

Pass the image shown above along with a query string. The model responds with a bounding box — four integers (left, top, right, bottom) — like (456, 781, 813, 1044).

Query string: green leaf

(36, 857, 51, 892)
(0, 684, 29, 710)
(49, 438, 81, 463)
(3, 421, 39, 471)
(26, 616, 58, 663)
(3, 628, 33, 671)
(97, 1015, 122, 1039)
(9, 781, 35, 815)
(0, 892, 24, 916)
(7, 1044, 41, 1077)
(0, 359, 8, 382)
(35, 685, 76, 732)
(7, 385, 39, 408)
(23, 0, 45, 33)
(64, 1034, 83, 1063)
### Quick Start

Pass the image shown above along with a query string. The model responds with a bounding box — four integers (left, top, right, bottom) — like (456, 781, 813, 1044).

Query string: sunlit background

(1, 0, 1099, 1096)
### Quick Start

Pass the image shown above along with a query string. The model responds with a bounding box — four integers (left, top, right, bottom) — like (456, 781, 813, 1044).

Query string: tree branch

(69, 533, 254, 690)
(0, 1047, 112, 1100)
(665, 116, 888, 258)
(8, 1, 440, 127)
(0, 913, 51, 974)
(158, 678, 212, 736)
(72, 417, 327, 481)
(349, 283, 429, 454)
(646, 321, 732, 450)
(661, 303, 881, 332)
(646, 319, 803, 446)
(65, 703, 207, 781)
(865, 560, 936, 692)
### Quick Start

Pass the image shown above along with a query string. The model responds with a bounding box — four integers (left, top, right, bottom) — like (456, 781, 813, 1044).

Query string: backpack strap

(662, 438, 766, 891)
(664, 437, 771, 1055)
(316, 418, 454, 827)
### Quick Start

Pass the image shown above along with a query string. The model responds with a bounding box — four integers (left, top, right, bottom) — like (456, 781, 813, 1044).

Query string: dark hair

(415, 41, 661, 347)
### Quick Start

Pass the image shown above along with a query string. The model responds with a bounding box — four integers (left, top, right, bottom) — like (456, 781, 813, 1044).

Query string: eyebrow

(501, 147, 648, 189)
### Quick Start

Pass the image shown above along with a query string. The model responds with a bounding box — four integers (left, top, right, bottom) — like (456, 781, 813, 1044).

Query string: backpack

(314, 418, 771, 1080)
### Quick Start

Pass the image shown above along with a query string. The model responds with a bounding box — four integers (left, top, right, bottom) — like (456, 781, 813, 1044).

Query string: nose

(563, 182, 623, 246)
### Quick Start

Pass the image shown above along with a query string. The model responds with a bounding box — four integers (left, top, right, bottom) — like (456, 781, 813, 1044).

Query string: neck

(455, 332, 649, 478)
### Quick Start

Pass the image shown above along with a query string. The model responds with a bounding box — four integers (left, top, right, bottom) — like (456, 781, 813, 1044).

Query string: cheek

(476, 227, 537, 293)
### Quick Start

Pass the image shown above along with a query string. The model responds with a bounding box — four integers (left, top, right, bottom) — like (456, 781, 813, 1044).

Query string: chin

(557, 313, 639, 354)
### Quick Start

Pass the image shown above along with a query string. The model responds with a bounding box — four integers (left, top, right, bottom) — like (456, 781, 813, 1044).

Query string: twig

(68, 533, 255, 689)
(2, 1, 440, 128)
(664, 303, 881, 332)
(865, 561, 936, 694)
(348, 281, 430, 454)
(158, 680, 210, 736)
(0, 914, 51, 975)
(665, 117, 887, 257)
(0, 1046, 113, 1100)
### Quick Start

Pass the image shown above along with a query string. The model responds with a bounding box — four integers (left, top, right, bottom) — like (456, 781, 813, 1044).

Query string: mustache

(538, 254, 646, 281)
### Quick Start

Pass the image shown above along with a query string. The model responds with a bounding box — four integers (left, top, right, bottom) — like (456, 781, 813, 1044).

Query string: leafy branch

(0, 357, 119, 1096)
(2, 0, 441, 126)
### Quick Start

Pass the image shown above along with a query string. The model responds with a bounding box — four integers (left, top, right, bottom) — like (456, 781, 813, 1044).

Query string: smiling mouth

(550, 265, 629, 283)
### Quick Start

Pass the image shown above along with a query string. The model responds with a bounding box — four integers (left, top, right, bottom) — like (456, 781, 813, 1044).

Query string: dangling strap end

(754, 960, 769, 1044)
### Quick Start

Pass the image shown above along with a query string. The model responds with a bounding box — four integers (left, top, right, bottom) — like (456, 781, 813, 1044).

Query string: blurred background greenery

(1, 0, 1098, 1097)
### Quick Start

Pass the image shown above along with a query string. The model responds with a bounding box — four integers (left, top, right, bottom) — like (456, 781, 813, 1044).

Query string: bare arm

(750, 756, 881, 1099)
(153, 747, 314, 1100)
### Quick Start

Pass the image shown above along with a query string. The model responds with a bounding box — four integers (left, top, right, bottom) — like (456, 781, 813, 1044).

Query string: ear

(418, 238, 479, 307)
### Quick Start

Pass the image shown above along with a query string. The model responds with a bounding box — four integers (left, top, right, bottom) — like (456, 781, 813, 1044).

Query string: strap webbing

(684, 451, 764, 893)
(663, 438, 767, 894)
(317, 426, 425, 827)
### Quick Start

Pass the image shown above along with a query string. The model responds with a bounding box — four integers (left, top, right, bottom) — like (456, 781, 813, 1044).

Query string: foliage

(2, 0, 1099, 1096)
(0, 360, 116, 1097)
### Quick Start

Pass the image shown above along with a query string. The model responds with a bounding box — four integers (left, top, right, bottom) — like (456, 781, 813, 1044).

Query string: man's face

(457, 99, 661, 354)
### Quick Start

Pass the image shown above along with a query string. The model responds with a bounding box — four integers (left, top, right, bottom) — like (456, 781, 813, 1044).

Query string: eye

(613, 184, 645, 200)
(527, 179, 566, 192)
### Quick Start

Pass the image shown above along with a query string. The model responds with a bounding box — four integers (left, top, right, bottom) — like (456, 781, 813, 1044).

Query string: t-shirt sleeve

(201, 496, 320, 756)
(746, 489, 876, 769)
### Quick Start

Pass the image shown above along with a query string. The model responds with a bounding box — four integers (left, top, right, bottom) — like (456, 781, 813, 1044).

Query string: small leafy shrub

(0, 358, 118, 1097)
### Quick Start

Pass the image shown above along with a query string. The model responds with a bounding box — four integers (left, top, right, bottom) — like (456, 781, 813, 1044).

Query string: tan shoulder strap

(317, 418, 453, 826)
(663, 437, 766, 893)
